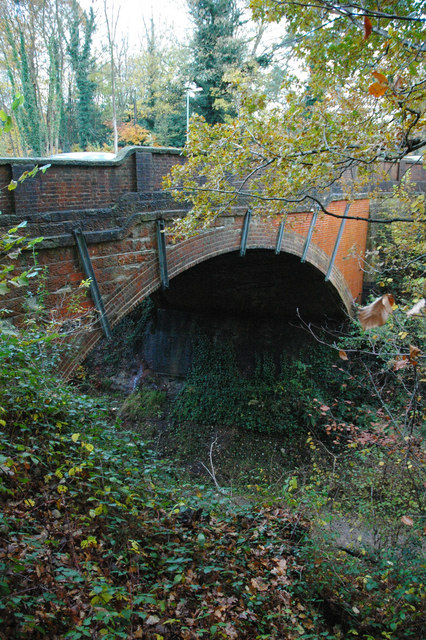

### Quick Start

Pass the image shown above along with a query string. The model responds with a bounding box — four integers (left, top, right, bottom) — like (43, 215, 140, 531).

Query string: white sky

(79, 0, 192, 50)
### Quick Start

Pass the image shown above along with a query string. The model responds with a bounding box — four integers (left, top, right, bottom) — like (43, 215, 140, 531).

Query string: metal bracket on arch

(240, 209, 252, 257)
(156, 218, 169, 289)
(301, 206, 319, 263)
(73, 228, 112, 341)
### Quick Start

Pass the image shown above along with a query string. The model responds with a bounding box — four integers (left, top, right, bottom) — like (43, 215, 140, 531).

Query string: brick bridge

(0, 147, 424, 377)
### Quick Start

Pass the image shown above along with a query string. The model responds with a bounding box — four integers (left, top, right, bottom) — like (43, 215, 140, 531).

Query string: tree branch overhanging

(170, 185, 425, 224)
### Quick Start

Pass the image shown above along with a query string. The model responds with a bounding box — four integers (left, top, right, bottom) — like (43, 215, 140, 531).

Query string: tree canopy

(166, 0, 425, 235)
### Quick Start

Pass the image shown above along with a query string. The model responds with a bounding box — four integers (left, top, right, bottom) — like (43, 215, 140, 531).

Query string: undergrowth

(1, 321, 424, 639)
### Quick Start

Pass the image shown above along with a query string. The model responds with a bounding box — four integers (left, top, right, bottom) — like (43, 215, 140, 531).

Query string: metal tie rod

(325, 202, 351, 281)
(275, 215, 287, 255)
(156, 218, 169, 288)
(301, 206, 319, 263)
(240, 209, 252, 257)
(73, 228, 112, 340)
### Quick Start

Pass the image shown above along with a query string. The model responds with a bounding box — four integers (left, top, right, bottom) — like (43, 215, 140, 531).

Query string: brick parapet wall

(0, 146, 184, 223)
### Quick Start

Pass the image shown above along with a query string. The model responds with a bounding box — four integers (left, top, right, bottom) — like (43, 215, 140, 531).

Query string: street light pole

(186, 90, 190, 145)
(185, 85, 203, 145)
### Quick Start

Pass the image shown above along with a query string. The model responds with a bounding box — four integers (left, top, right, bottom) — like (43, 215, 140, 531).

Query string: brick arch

(60, 221, 353, 378)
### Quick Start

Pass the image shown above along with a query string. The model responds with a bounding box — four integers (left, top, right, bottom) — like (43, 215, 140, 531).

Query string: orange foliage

(117, 122, 152, 145)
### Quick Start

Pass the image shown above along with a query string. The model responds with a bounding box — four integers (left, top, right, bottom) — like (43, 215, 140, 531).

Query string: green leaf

(11, 95, 24, 110)
(4, 116, 13, 133)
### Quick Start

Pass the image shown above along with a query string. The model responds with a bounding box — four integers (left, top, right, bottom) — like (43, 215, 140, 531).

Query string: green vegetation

(0, 297, 424, 638)
(1, 307, 424, 639)
(173, 338, 354, 434)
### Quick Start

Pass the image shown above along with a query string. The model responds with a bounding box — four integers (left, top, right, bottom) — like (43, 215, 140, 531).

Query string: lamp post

(185, 85, 203, 144)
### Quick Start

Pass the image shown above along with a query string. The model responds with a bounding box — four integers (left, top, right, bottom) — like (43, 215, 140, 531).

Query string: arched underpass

(86, 248, 346, 384)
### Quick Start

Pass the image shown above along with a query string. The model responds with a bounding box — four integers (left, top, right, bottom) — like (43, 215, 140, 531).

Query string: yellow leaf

(71, 433, 80, 442)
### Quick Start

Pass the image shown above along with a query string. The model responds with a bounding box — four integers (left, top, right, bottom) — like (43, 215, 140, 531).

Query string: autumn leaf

(339, 350, 348, 361)
(250, 577, 268, 591)
(409, 345, 421, 366)
(359, 294, 394, 329)
(271, 558, 287, 576)
(368, 82, 387, 97)
(363, 16, 373, 39)
(401, 515, 414, 526)
(407, 298, 425, 317)
(372, 71, 388, 84)
(393, 356, 409, 371)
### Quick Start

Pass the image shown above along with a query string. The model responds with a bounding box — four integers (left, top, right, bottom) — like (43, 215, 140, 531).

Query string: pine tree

(68, 1, 97, 149)
(188, 0, 246, 124)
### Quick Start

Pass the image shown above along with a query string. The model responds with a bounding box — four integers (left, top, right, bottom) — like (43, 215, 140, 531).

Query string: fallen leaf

(409, 344, 421, 365)
(401, 516, 414, 526)
(250, 577, 268, 591)
(339, 349, 348, 361)
(393, 356, 409, 371)
(146, 615, 160, 626)
(271, 558, 287, 576)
